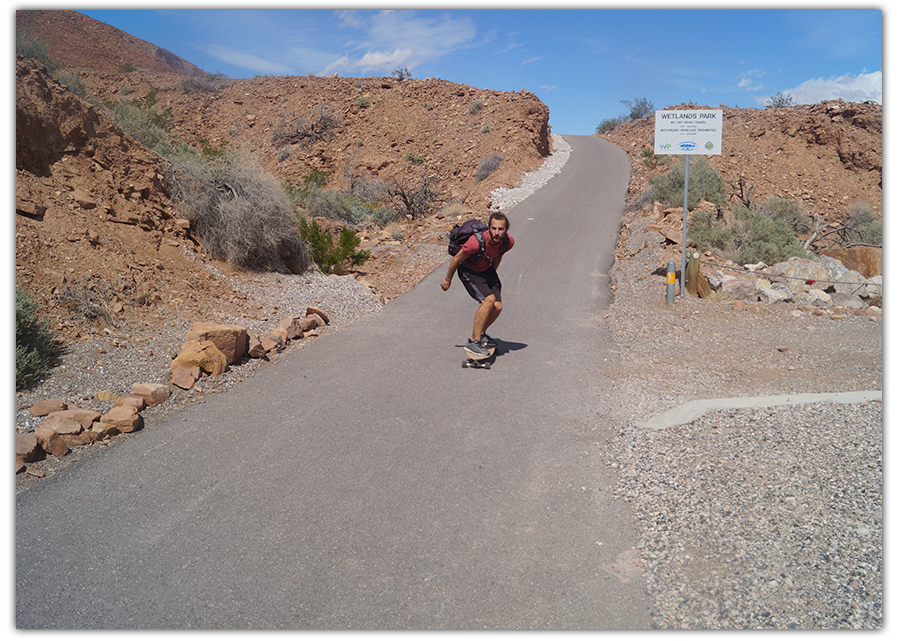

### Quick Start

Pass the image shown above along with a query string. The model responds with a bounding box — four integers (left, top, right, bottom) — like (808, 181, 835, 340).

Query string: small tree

(621, 97, 655, 120)
(391, 66, 412, 80)
(766, 92, 796, 109)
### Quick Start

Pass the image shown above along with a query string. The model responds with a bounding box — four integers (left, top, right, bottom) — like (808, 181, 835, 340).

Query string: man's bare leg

(472, 295, 502, 341)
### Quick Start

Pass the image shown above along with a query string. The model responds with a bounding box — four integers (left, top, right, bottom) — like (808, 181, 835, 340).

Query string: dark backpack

(448, 219, 509, 259)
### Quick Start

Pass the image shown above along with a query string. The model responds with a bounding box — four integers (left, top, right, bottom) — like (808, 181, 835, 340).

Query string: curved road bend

(16, 135, 652, 629)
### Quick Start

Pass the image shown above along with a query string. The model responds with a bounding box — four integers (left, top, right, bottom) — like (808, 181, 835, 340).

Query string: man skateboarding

(441, 212, 514, 357)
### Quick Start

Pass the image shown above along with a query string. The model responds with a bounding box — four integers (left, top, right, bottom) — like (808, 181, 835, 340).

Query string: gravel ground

(15, 133, 884, 629)
(601, 207, 883, 629)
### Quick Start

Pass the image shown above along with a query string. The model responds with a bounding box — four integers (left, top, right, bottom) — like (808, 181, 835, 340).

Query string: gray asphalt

(16, 135, 653, 629)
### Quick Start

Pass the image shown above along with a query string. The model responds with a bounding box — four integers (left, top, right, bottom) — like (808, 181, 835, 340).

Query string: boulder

(260, 335, 283, 353)
(306, 306, 330, 324)
(61, 431, 100, 447)
(91, 422, 120, 439)
(279, 317, 305, 341)
(173, 340, 228, 376)
(46, 408, 102, 430)
(830, 292, 868, 309)
(804, 289, 832, 307)
(16, 433, 41, 463)
(34, 424, 69, 457)
(247, 333, 267, 359)
(865, 275, 883, 299)
(100, 405, 142, 433)
(112, 395, 148, 411)
(185, 322, 249, 364)
(171, 363, 201, 390)
(769, 257, 830, 294)
(832, 269, 869, 297)
(40, 414, 84, 435)
(755, 279, 792, 304)
(719, 278, 757, 302)
(131, 383, 170, 406)
(820, 246, 882, 278)
(31, 398, 67, 417)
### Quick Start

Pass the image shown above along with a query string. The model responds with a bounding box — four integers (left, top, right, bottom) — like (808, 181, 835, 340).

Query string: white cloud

(521, 57, 541, 65)
(325, 10, 478, 75)
(200, 45, 292, 75)
(736, 69, 765, 91)
(781, 71, 882, 105)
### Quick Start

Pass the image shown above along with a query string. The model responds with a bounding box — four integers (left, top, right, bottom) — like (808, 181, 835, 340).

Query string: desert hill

(15, 9, 882, 353)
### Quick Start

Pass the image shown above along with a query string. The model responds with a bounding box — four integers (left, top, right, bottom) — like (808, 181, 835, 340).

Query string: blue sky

(56, 3, 885, 136)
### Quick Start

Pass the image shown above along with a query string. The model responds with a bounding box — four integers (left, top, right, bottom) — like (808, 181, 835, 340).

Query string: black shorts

(458, 265, 501, 303)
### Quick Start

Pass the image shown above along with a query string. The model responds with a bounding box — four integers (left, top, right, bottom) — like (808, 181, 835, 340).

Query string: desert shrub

(16, 29, 54, 69)
(756, 197, 811, 234)
(595, 115, 627, 134)
(842, 203, 882, 246)
(271, 105, 341, 147)
(689, 206, 807, 265)
(650, 156, 726, 210)
(387, 175, 441, 219)
(356, 96, 372, 108)
(349, 200, 397, 227)
(298, 217, 370, 274)
(475, 153, 503, 183)
(164, 153, 311, 273)
(469, 100, 483, 115)
(53, 69, 87, 98)
(766, 92, 796, 109)
(16, 286, 56, 391)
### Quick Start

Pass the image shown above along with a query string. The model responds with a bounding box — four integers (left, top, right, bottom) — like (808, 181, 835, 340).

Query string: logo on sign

(705, 141, 714, 151)
(678, 141, 697, 151)
(658, 143, 672, 151)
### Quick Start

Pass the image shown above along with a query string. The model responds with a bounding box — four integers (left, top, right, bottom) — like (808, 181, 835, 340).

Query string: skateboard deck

(462, 345, 495, 369)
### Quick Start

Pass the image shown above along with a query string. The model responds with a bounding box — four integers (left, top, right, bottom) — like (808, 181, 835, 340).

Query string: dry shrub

(164, 153, 311, 273)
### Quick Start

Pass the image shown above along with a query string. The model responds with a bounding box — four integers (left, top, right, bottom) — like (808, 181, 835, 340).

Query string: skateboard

(462, 345, 495, 369)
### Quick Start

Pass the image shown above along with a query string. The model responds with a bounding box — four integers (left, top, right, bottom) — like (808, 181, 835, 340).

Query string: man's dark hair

(489, 212, 510, 230)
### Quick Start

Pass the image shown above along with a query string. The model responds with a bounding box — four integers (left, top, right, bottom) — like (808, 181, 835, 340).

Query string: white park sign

(653, 109, 723, 300)
(654, 109, 722, 155)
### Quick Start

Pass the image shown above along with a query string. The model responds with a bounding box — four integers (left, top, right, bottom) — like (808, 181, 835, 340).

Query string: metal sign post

(653, 110, 723, 298)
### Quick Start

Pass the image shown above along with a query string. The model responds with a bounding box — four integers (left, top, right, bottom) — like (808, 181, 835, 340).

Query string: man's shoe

(479, 333, 497, 348)
(466, 338, 490, 356)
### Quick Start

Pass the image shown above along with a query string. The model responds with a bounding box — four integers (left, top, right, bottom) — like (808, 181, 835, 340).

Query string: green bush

(181, 72, 227, 94)
(595, 115, 627, 134)
(688, 205, 807, 265)
(298, 217, 370, 274)
(356, 96, 372, 108)
(53, 69, 87, 98)
(469, 100, 483, 115)
(843, 203, 882, 246)
(16, 286, 56, 391)
(621, 97, 655, 120)
(16, 29, 54, 69)
(164, 152, 311, 273)
(650, 156, 726, 210)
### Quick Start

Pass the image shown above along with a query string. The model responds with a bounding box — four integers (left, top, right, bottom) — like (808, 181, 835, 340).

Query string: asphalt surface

(16, 135, 654, 629)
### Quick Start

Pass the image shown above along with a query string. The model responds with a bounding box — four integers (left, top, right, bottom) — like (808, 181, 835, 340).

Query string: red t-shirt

(460, 230, 514, 272)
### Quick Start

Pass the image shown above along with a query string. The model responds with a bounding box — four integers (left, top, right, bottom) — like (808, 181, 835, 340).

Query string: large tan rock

(247, 333, 267, 359)
(185, 322, 248, 364)
(306, 306, 330, 324)
(34, 425, 69, 457)
(112, 395, 148, 411)
(100, 405, 142, 433)
(31, 399, 67, 417)
(46, 408, 102, 430)
(171, 363, 201, 390)
(40, 414, 84, 435)
(132, 383, 170, 406)
(173, 340, 228, 376)
(820, 246, 882, 278)
(16, 433, 41, 463)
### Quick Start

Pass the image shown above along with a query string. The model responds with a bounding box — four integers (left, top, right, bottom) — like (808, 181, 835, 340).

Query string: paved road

(16, 135, 653, 629)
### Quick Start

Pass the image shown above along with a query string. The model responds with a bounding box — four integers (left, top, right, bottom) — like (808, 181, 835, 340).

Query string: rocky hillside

(15, 9, 883, 355)
(600, 101, 882, 225)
